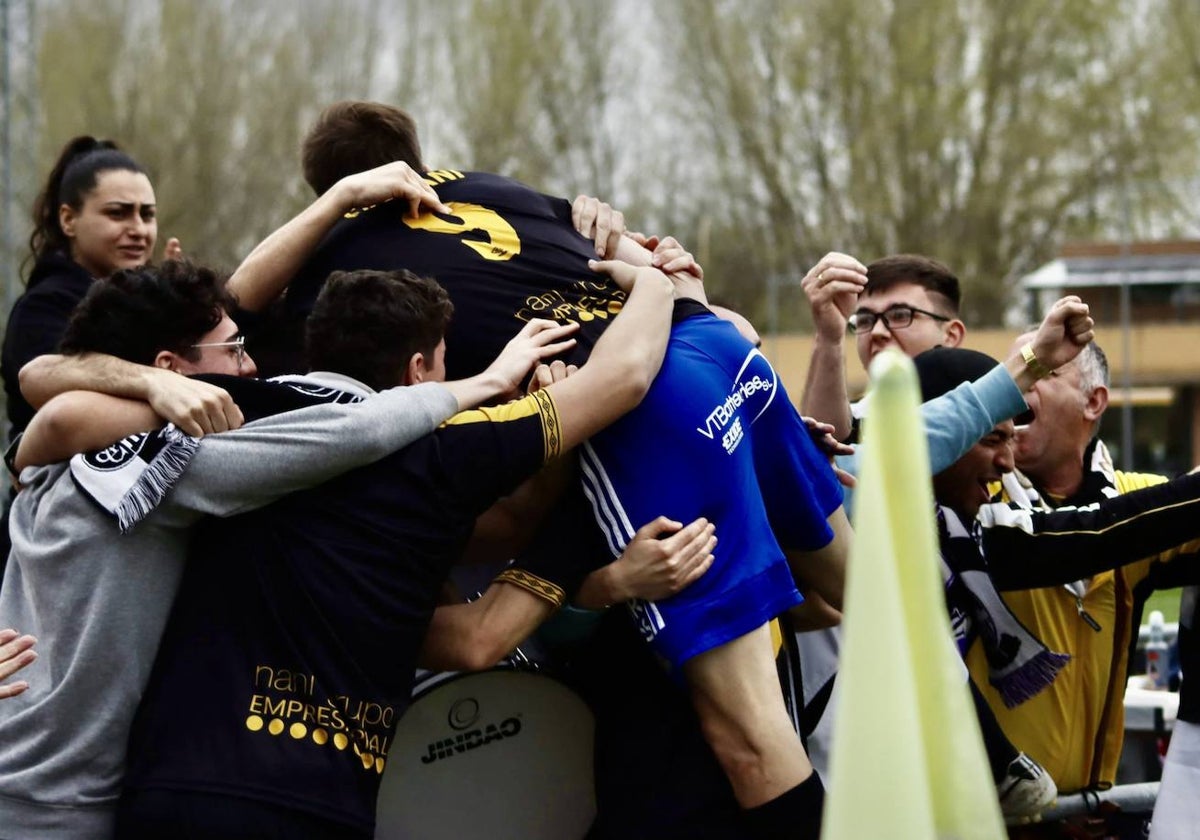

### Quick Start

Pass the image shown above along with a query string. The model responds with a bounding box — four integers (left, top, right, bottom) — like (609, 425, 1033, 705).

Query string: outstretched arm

(983, 471, 1200, 589)
(150, 382, 459, 525)
(15, 316, 577, 472)
(439, 319, 579, 410)
(228, 161, 451, 312)
(922, 295, 1094, 474)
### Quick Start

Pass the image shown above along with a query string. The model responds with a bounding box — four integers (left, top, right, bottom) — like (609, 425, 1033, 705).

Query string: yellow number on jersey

(403, 202, 521, 261)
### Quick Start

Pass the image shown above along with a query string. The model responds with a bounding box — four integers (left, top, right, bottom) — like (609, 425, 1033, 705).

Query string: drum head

(376, 670, 596, 839)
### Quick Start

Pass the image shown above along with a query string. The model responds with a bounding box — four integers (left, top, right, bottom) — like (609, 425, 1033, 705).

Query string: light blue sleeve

(835, 365, 1027, 518)
(924, 364, 1027, 474)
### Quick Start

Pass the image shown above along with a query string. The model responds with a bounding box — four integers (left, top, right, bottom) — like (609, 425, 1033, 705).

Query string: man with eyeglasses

(911, 346, 1200, 838)
(0, 257, 574, 838)
(801, 252, 966, 441)
(189, 334, 249, 373)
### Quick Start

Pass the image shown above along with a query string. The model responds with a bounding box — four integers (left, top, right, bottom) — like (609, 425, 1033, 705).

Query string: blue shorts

(581, 311, 843, 668)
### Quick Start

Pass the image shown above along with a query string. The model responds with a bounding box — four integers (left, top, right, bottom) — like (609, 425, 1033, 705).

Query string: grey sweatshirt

(0, 378, 456, 839)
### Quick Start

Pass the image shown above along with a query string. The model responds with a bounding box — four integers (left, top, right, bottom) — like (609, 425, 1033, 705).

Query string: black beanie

(912, 346, 1000, 402)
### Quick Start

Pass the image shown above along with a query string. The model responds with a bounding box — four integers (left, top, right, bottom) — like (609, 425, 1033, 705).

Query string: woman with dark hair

(1, 136, 163, 436)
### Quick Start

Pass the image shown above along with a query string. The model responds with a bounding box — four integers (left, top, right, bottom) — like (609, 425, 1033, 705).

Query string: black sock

(742, 772, 825, 840)
(969, 677, 1019, 782)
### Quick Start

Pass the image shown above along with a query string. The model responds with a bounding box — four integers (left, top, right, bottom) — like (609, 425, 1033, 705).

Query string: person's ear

(153, 350, 179, 372)
(403, 352, 426, 386)
(59, 204, 77, 239)
(942, 319, 966, 348)
(1084, 384, 1109, 423)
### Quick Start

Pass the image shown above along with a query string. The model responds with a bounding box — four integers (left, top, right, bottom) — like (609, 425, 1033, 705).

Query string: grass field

(1143, 587, 1183, 624)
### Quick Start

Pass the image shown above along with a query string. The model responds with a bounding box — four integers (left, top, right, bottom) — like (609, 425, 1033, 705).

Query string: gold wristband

(1020, 343, 1052, 380)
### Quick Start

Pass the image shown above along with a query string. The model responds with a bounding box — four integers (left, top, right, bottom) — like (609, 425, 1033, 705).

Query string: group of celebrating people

(0, 100, 1196, 840)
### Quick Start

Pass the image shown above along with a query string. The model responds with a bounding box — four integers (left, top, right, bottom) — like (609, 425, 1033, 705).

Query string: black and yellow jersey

(282, 170, 625, 380)
(123, 388, 574, 834)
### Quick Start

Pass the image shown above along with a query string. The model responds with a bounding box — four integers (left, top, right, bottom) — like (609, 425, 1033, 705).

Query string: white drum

(375, 668, 596, 839)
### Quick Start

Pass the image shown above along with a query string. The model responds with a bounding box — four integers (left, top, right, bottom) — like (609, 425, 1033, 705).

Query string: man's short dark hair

(305, 269, 453, 391)
(865, 254, 962, 316)
(58, 261, 234, 365)
(302, 101, 424, 197)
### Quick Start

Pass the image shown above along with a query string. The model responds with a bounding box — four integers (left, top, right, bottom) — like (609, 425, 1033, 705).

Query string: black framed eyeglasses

(191, 335, 246, 369)
(847, 304, 950, 335)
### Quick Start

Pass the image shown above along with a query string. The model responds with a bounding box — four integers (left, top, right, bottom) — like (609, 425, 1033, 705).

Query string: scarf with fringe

(938, 504, 1071, 708)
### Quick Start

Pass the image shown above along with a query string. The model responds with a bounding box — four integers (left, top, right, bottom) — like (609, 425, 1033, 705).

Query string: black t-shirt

(124, 388, 563, 833)
(1, 252, 93, 435)
(257, 170, 625, 379)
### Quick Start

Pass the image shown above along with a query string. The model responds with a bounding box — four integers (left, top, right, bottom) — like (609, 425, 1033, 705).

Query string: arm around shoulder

(162, 381, 459, 520)
(15, 391, 160, 471)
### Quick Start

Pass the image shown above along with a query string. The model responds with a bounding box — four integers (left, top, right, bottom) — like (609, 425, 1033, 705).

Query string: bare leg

(682, 622, 813, 807)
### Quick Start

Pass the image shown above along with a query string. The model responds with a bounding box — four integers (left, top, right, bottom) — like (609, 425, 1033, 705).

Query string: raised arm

(571, 195, 625, 258)
(228, 162, 450, 312)
(923, 295, 1094, 473)
(798, 252, 869, 439)
(541, 260, 675, 451)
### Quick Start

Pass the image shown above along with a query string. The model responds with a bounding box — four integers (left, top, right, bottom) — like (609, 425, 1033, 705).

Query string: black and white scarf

(938, 504, 1071, 708)
(70, 425, 200, 534)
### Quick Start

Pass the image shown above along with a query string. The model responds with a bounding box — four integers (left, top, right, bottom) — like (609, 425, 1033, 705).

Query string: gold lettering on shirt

(244, 663, 396, 774)
(423, 169, 465, 185)
(515, 279, 625, 327)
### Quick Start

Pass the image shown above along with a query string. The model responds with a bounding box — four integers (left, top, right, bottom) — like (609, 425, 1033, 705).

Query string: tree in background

(33, 0, 442, 270)
(657, 0, 1200, 327)
(7, 0, 1200, 328)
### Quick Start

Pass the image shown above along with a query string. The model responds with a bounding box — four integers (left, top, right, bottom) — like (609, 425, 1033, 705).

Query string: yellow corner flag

(822, 350, 1004, 840)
